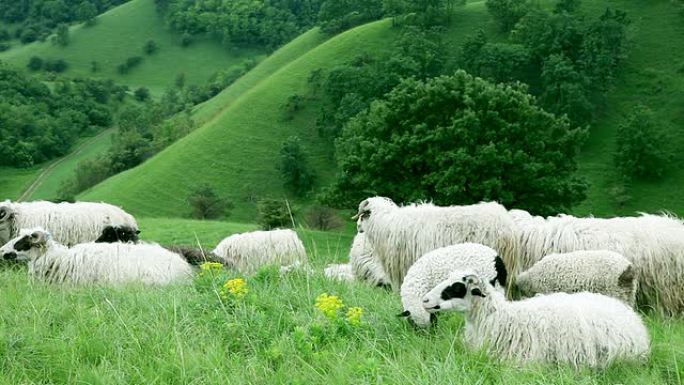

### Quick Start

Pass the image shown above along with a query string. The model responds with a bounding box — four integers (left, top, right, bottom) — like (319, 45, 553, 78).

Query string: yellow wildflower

(222, 278, 248, 299)
(315, 293, 344, 319)
(346, 307, 363, 326)
(200, 262, 224, 275)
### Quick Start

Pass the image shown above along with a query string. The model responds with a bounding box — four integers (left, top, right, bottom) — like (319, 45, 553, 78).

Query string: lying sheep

(512, 211, 684, 315)
(515, 250, 636, 305)
(399, 243, 507, 328)
(0, 228, 192, 285)
(95, 225, 140, 243)
(0, 200, 138, 247)
(422, 272, 650, 369)
(212, 229, 307, 274)
(324, 263, 355, 281)
(355, 197, 518, 288)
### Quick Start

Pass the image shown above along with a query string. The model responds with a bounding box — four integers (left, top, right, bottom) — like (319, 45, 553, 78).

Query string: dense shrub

(614, 106, 673, 179)
(278, 136, 315, 196)
(257, 199, 293, 229)
(187, 184, 233, 219)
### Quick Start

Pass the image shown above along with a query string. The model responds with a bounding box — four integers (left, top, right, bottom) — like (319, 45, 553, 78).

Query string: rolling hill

(0, 0, 262, 96)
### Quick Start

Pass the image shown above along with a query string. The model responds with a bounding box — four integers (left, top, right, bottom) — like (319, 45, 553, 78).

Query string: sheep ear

(470, 288, 486, 298)
(397, 310, 411, 317)
(135, 230, 141, 234)
(30, 231, 48, 245)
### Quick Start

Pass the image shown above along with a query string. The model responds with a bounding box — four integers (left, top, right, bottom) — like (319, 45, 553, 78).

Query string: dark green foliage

(90, 60, 99, 72)
(44, 59, 68, 73)
(0, 64, 122, 167)
(175, 72, 185, 89)
(0, 28, 10, 41)
(27, 56, 44, 71)
(614, 106, 673, 180)
(461, 31, 532, 84)
(117, 56, 143, 74)
(328, 71, 588, 216)
(0, 0, 128, 44)
(0, 42, 9, 52)
(57, 156, 113, 201)
(180, 31, 192, 47)
(540, 54, 593, 126)
(316, 27, 448, 139)
(134, 87, 150, 102)
(52, 23, 70, 46)
(485, 0, 530, 32)
(143, 39, 158, 55)
(305, 205, 342, 230)
(318, 0, 383, 34)
(282, 94, 304, 120)
(279, 136, 315, 196)
(257, 199, 293, 229)
(187, 184, 232, 219)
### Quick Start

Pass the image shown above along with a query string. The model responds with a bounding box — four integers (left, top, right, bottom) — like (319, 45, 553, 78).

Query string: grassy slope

(80, 4, 493, 221)
(0, 0, 261, 97)
(81, 19, 398, 221)
(0, 167, 41, 201)
(574, 0, 684, 217)
(0, 217, 681, 384)
(26, 129, 115, 201)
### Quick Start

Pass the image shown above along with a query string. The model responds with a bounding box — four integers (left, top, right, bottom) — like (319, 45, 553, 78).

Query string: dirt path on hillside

(18, 128, 114, 202)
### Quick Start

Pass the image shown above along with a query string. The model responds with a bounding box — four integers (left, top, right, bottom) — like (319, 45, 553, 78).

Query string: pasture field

(0, 0, 262, 97)
(0, 217, 682, 385)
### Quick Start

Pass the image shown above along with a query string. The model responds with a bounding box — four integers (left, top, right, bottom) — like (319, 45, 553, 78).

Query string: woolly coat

(1, 229, 191, 285)
(212, 229, 307, 274)
(324, 263, 355, 281)
(512, 212, 684, 314)
(349, 233, 390, 287)
(400, 243, 506, 327)
(0, 200, 138, 247)
(357, 197, 518, 288)
(515, 250, 637, 305)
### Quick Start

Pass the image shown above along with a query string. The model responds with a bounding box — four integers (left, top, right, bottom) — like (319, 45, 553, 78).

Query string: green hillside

(574, 0, 684, 217)
(24, 129, 115, 201)
(0, 167, 41, 201)
(0, 0, 262, 96)
(80, 20, 398, 221)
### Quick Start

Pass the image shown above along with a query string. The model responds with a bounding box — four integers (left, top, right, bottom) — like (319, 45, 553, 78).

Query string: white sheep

(515, 250, 637, 305)
(0, 228, 192, 285)
(513, 211, 684, 315)
(422, 272, 650, 369)
(212, 229, 307, 274)
(324, 263, 355, 281)
(355, 197, 518, 288)
(0, 200, 138, 247)
(399, 243, 507, 328)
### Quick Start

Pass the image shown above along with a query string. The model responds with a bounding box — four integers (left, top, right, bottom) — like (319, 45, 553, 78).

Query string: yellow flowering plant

(199, 262, 224, 276)
(315, 293, 344, 320)
(345, 307, 363, 326)
(221, 278, 248, 300)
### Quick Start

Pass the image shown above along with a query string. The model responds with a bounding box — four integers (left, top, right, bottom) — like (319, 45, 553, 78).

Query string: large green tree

(328, 71, 588, 215)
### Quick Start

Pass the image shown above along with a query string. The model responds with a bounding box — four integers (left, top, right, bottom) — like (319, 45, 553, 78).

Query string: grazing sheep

(0, 228, 192, 285)
(422, 272, 650, 369)
(515, 250, 637, 305)
(355, 197, 518, 288)
(163, 245, 224, 266)
(0, 200, 138, 247)
(349, 232, 391, 288)
(95, 225, 140, 243)
(324, 263, 355, 281)
(212, 229, 307, 274)
(513, 212, 684, 315)
(399, 243, 507, 328)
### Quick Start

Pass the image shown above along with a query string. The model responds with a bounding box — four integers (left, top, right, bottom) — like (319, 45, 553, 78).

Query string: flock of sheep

(1, 196, 683, 370)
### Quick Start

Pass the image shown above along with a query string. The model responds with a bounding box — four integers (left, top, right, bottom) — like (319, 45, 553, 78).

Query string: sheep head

(0, 203, 16, 246)
(0, 228, 50, 262)
(421, 271, 488, 314)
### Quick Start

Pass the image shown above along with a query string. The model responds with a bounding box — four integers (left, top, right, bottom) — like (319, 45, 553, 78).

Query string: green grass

(0, 217, 682, 384)
(80, 19, 398, 221)
(0, 167, 41, 201)
(0, 0, 263, 97)
(25, 128, 115, 201)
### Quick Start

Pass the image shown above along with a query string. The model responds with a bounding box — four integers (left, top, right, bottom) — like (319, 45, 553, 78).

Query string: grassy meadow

(0, 0, 262, 97)
(0, 217, 683, 385)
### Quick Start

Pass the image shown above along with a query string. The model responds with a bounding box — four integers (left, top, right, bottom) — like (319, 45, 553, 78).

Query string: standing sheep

(355, 197, 518, 288)
(0, 200, 138, 247)
(212, 229, 307, 274)
(515, 250, 637, 305)
(0, 228, 192, 285)
(422, 272, 650, 369)
(513, 212, 684, 315)
(399, 243, 507, 328)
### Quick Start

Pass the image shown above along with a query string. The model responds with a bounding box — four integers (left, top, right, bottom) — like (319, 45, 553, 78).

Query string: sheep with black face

(398, 243, 507, 328)
(422, 271, 650, 369)
(0, 228, 192, 285)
